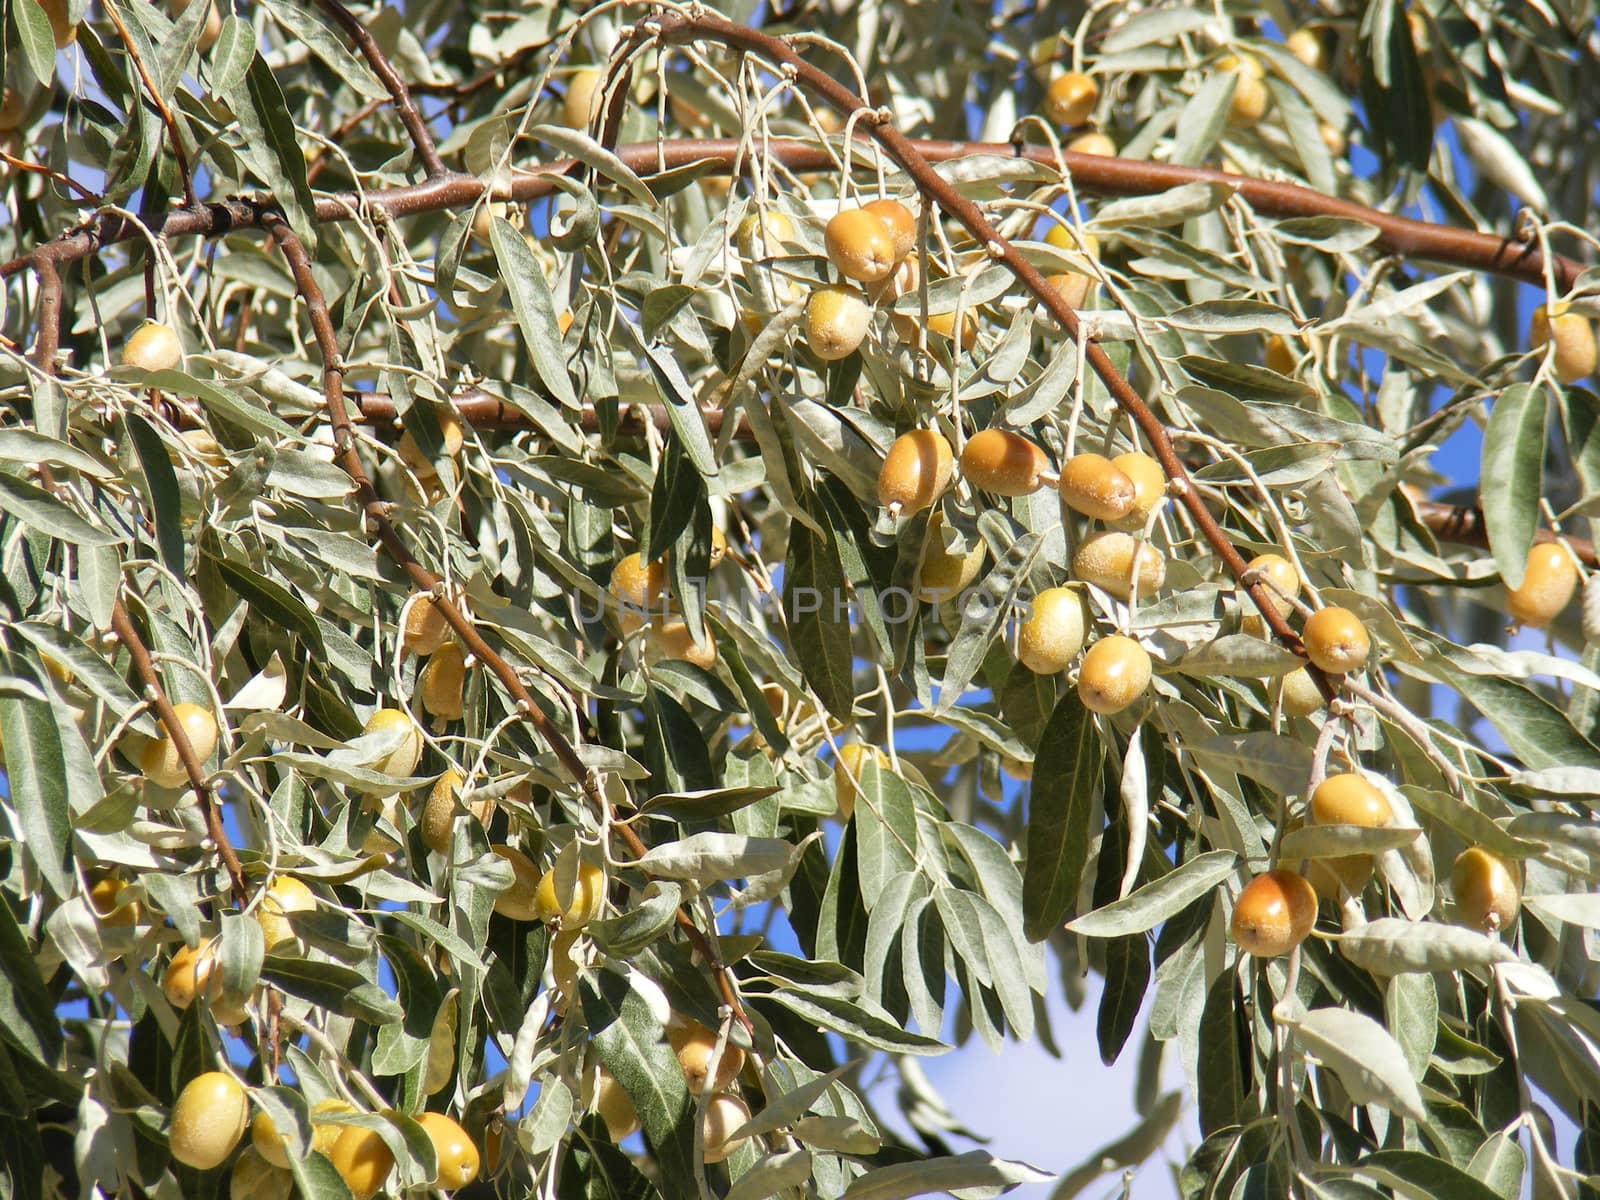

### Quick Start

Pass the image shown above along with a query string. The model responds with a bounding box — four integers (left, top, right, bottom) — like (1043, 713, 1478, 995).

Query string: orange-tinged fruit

(169, 1072, 248, 1169)
(162, 936, 220, 1010)
(140, 701, 219, 788)
(646, 619, 718, 670)
(1220, 53, 1269, 127)
(1308, 854, 1374, 902)
(231, 1147, 293, 1200)
(668, 1019, 746, 1094)
(805, 285, 872, 360)
(861, 198, 916, 262)
(1264, 334, 1298, 375)
(1507, 542, 1579, 628)
(1016, 587, 1087, 675)
(420, 640, 468, 721)
(924, 308, 978, 351)
(834, 743, 888, 822)
(403, 597, 450, 657)
(735, 208, 796, 258)
(398, 411, 465, 477)
(311, 1100, 356, 1155)
(1310, 773, 1392, 828)
(1285, 28, 1325, 71)
(1230, 869, 1317, 956)
(593, 1068, 640, 1141)
(708, 526, 728, 568)
(1067, 131, 1116, 157)
(609, 553, 670, 611)
(364, 707, 422, 777)
(1277, 667, 1323, 717)
(89, 877, 138, 927)
(961, 429, 1049, 497)
(1073, 531, 1166, 600)
(1044, 271, 1093, 311)
(255, 876, 316, 950)
(1077, 635, 1152, 714)
(825, 208, 897, 283)
(179, 428, 227, 468)
(868, 252, 921, 304)
(1452, 847, 1522, 933)
(417, 1112, 479, 1189)
(38, 0, 75, 47)
(533, 858, 606, 928)
(1044, 71, 1099, 127)
(919, 512, 986, 602)
(702, 1094, 751, 1164)
(1302, 607, 1370, 674)
(1241, 552, 1301, 636)
(329, 1124, 395, 1200)
(490, 845, 543, 920)
(122, 320, 183, 372)
(1529, 303, 1597, 383)
(878, 430, 953, 515)
(563, 68, 602, 129)
(421, 769, 495, 855)
(1109, 452, 1167, 529)
(1059, 453, 1137, 521)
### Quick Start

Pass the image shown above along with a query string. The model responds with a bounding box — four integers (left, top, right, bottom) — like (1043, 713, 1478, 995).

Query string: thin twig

(259, 212, 753, 1036)
(103, 0, 198, 208)
(0, 151, 101, 203)
(308, 0, 447, 178)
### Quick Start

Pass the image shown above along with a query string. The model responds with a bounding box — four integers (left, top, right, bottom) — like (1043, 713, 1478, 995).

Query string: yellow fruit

(708, 526, 728, 567)
(867, 252, 920, 305)
(924, 309, 979, 351)
(609, 553, 670, 611)
(230, 1147, 293, 1200)
(1310, 773, 1392, 828)
(736, 208, 796, 258)
(1220, 54, 1269, 127)
(834, 744, 888, 822)
(1241, 552, 1301, 636)
(646, 620, 718, 670)
(919, 512, 986, 602)
(1307, 854, 1374, 902)
(860, 198, 916, 262)
(1507, 542, 1579, 628)
(403, 597, 450, 657)
(420, 640, 468, 721)
(1044, 71, 1099, 128)
(805, 285, 872, 360)
(490, 845, 543, 920)
(421, 769, 494, 855)
(593, 1068, 640, 1141)
(250, 1106, 291, 1168)
(171, 0, 222, 50)
(1452, 847, 1522, 933)
(122, 320, 183, 372)
(329, 1125, 395, 1200)
(1017, 587, 1088, 675)
(162, 937, 222, 1010)
(1077, 635, 1152, 714)
(668, 1019, 746, 1094)
(89, 877, 138, 927)
(1059, 453, 1137, 521)
(1529, 303, 1598, 384)
(825, 208, 898, 284)
(1277, 667, 1323, 717)
(1231, 870, 1317, 956)
(532, 858, 605, 928)
(961, 428, 1049, 497)
(1044, 271, 1093, 312)
(878, 429, 953, 515)
(255, 876, 316, 951)
(1067, 131, 1116, 157)
(564, 68, 602, 129)
(550, 927, 581, 1010)
(1285, 28, 1325, 71)
(1264, 335, 1298, 375)
(1072, 531, 1166, 601)
(1043, 225, 1100, 261)
(363, 708, 423, 777)
(38, 0, 75, 47)
(1109, 452, 1167, 529)
(1319, 121, 1346, 155)
(398, 411, 465, 477)
(417, 1112, 479, 1189)
(702, 1093, 751, 1164)
(311, 1100, 356, 1155)
(1301, 607, 1370, 675)
(140, 701, 220, 789)
(180, 428, 227, 468)
(169, 1072, 249, 1169)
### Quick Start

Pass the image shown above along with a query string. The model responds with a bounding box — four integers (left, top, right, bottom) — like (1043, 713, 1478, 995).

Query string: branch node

(985, 238, 1005, 259)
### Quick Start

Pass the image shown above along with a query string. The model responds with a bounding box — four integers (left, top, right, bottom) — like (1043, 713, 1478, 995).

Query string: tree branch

(103, 0, 198, 209)
(259, 212, 753, 1036)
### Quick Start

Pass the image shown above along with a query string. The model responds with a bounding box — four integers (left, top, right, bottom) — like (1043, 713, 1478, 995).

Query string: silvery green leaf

(841, 1150, 1052, 1199)
(1290, 1006, 1427, 1122)
(1335, 918, 1515, 975)
(635, 833, 794, 882)
(1066, 850, 1237, 938)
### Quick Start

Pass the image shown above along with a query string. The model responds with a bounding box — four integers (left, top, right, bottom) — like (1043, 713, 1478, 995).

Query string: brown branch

(643, 13, 1328, 691)
(307, 0, 447, 178)
(260, 213, 753, 1036)
(5, 139, 1585, 293)
(103, 0, 198, 209)
(0, 151, 101, 204)
(110, 601, 250, 902)
(1415, 500, 1598, 570)
(350, 392, 746, 438)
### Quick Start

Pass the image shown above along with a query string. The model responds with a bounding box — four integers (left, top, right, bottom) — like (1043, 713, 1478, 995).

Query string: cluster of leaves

(2, 0, 1600, 1198)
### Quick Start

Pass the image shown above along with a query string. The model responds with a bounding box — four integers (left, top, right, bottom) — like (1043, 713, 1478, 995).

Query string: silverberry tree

(2, 0, 1600, 1197)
